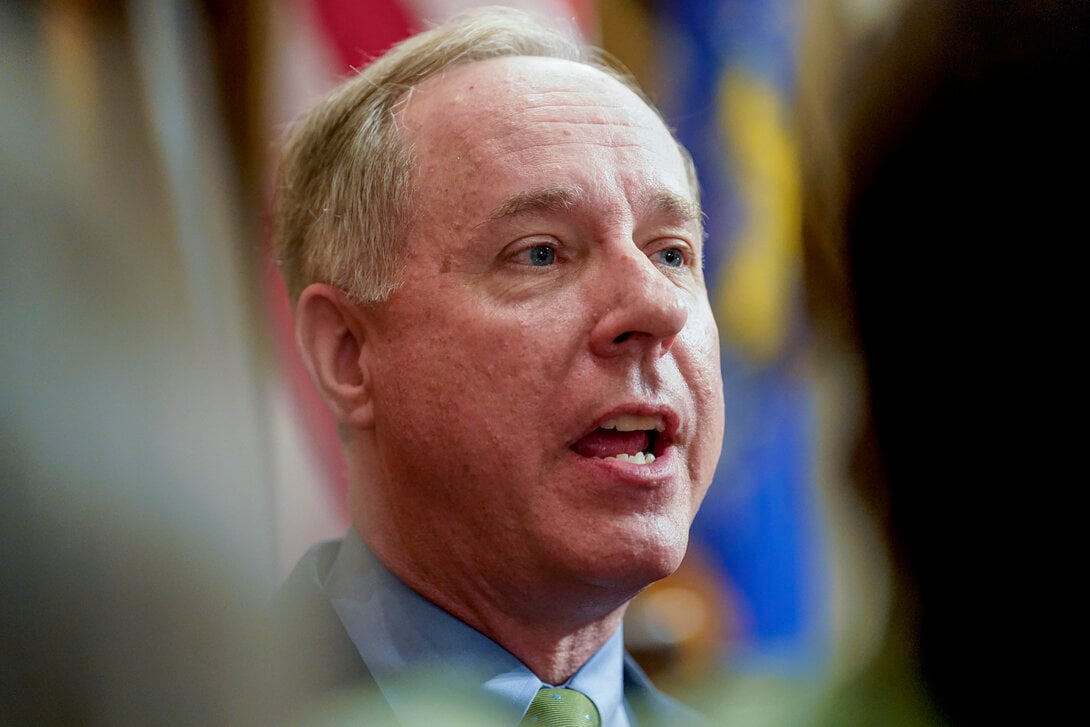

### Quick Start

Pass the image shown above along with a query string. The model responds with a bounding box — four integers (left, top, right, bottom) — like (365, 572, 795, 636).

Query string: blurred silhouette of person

(800, 0, 1086, 723)
(2, 2, 289, 723)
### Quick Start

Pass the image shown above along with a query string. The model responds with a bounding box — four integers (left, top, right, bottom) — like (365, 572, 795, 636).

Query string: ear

(294, 283, 376, 430)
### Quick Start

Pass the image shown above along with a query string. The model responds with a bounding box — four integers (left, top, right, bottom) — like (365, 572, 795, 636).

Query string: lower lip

(570, 445, 677, 486)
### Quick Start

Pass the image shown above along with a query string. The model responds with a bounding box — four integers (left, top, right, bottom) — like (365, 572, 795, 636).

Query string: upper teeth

(601, 414, 665, 432)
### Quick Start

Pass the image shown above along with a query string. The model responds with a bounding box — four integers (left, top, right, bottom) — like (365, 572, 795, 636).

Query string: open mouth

(570, 414, 668, 465)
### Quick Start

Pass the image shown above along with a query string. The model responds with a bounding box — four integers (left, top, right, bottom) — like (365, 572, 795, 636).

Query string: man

(273, 7, 724, 725)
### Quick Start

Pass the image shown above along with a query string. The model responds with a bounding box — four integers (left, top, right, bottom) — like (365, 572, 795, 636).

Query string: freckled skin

(351, 57, 724, 678)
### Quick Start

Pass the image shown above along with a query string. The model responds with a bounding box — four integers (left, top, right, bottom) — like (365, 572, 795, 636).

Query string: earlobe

(294, 283, 375, 429)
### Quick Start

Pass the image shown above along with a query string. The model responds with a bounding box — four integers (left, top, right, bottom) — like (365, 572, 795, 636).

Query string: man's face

(361, 56, 723, 605)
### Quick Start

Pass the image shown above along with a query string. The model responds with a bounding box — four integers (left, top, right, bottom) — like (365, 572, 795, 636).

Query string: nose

(588, 252, 689, 359)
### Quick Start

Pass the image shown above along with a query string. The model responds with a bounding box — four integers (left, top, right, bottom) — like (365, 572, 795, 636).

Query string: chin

(577, 519, 691, 596)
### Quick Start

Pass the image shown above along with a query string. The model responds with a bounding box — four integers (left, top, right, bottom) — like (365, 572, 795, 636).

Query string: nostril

(613, 331, 633, 344)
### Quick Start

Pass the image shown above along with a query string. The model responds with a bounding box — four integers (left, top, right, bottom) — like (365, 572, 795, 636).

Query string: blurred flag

(632, 0, 827, 671)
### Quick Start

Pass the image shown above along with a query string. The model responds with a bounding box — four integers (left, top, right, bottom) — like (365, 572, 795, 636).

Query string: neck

(360, 524, 633, 685)
(412, 571, 629, 684)
(493, 611, 627, 685)
(344, 441, 642, 684)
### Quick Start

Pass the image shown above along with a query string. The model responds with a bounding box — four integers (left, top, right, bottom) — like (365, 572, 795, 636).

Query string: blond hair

(274, 6, 694, 304)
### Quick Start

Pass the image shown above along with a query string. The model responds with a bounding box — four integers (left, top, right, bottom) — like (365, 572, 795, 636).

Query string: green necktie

(519, 687, 601, 727)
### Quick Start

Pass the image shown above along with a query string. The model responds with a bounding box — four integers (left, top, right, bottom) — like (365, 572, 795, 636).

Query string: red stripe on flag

(309, 0, 419, 72)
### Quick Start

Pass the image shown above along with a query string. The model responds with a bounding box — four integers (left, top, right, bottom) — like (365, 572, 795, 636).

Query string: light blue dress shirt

(324, 528, 633, 726)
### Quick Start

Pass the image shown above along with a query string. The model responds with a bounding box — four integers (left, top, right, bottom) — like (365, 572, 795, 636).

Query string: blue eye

(527, 245, 556, 266)
(656, 248, 684, 268)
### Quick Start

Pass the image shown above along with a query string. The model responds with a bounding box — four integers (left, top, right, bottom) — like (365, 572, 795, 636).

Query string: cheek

(459, 299, 584, 374)
(376, 298, 582, 441)
(678, 302, 722, 383)
(681, 309, 726, 480)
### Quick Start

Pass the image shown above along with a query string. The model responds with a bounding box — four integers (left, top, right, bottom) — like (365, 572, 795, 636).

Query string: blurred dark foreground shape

(800, 0, 1086, 723)
(1, 1, 285, 722)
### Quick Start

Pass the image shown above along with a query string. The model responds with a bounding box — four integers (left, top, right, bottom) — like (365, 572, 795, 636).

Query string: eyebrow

(488, 185, 582, 220)
(643, 189, 703, 225)
(488, 185, 702, 225)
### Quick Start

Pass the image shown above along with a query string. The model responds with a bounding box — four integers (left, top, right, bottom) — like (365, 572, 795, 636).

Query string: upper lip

(569, 404, 681, 447)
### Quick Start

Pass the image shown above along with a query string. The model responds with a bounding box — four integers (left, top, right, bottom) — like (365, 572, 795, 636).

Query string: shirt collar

(324, 528, 629, 725)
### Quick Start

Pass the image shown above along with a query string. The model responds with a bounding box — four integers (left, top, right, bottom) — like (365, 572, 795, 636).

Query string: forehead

(398, 56, 690, 206)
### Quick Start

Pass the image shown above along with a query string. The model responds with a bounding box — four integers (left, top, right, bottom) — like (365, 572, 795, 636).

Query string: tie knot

(520, 687, 601, 727)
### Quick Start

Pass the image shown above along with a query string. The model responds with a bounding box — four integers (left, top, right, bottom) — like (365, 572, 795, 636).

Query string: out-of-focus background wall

(4, 0, 1081, 724)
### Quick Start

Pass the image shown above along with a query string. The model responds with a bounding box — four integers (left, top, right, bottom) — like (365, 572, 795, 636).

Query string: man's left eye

(526, 245, 556, 266)
(655, 248, 685, 268)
